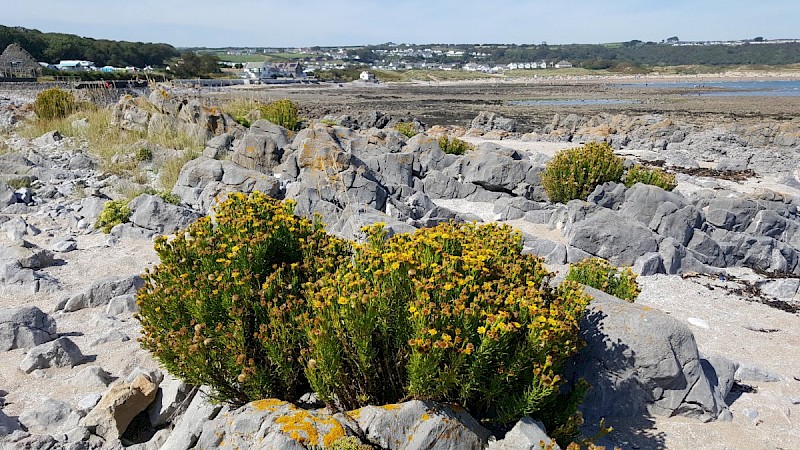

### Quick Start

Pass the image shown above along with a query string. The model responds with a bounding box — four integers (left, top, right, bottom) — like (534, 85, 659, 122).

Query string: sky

(2, 0, 799, 48)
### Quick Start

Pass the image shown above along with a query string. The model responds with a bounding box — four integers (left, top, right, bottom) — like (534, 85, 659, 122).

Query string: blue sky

(3, 0, 798, 47)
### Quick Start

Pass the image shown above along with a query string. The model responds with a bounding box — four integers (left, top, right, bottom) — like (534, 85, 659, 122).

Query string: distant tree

(169, 51, 220, 77)
(666, 36, 680, 43)
(753, 36, 764, 42)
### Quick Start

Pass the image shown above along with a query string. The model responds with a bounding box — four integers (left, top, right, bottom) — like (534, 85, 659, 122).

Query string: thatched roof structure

(0, 43, 41, 78)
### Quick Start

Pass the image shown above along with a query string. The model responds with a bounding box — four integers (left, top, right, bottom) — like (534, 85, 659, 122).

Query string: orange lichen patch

(420, 413, 430, 421)
(381, 403, 401, 410)
(346, 408, 362, 419)
(276, 409, 346, 447)
(277, 411, 319, 445)
(321, 419, 346, 447)
(252, 399, 288, 411)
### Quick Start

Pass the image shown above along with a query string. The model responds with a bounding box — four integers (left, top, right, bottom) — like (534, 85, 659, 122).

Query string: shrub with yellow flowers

(136, 192, 347, 405)
(304, 222, 591, 428)
(541, 142, 624, 203)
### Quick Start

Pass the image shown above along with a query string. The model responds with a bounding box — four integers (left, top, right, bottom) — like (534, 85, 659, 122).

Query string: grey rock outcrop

(19, 337, 86, 373)
(128, 194, 201, 235)
(569, 286, 730, 423)
(0, 306, 57, 351)
(355, 400, 492, 450)
(566, 207, 659, 266)
(470, 111, 517, 133)
(62, 275, 143, 312)
(172, 157, 281, 213)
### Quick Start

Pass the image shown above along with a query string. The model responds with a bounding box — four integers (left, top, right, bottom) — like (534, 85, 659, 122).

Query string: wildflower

(477, 326, 486, 335)
(428, 328, 437, 336)
(337, 296, 348, 305)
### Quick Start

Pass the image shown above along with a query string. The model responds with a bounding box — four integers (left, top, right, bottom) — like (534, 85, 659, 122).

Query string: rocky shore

(1, 84, 799, 449)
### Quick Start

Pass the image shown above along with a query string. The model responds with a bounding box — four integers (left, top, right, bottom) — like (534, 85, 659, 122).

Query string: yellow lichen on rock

(252, 399, 288, 412)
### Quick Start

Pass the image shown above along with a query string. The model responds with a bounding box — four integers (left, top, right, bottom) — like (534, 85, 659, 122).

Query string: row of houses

(241, 61, 307, 80)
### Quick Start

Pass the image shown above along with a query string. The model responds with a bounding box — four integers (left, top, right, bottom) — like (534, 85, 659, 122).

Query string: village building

(555, 60, 574, 68)
(260, 62, 304, 79)
(0, 43, 42, 78)
(359, 70, 376, 81)
(56, 60, 96, 71)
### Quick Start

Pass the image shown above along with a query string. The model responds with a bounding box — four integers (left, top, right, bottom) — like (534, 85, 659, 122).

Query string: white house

(555, 60, 574, 69)
(359, 70, 376, 81)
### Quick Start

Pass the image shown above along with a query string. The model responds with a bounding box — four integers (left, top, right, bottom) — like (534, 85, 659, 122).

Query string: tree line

(358, 41, 800, 68)
(0, 25, 178, 67)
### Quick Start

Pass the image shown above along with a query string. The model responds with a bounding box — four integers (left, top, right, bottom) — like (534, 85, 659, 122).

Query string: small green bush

(394, 122, 419, 138)
(34, 88, 77, 120)
(438, 136, 473, 155)
(624, 165, 677, 191)
(135, 147, 153, 162)
(136, 192, 346, 405)
(6, 177, 32, 189)
(260, 99, 301, 131)
(143, 188, 181, 205)
(566, 258, 640, 302)
(541, 142, 624, 203)
(95, 200, 131, 233)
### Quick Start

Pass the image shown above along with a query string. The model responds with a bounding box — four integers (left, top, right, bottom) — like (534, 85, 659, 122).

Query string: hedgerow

(137, 193, 592, 434)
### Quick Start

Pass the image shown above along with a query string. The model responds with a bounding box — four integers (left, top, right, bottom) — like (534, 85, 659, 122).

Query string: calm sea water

(620, 80, 800, 97)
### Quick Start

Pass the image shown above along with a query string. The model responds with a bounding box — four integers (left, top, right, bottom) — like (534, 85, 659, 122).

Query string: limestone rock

(488, 416, 559, 450)
(355, 400, 492, 450)
(128, 194, 201, 234)
(0, 306, 57, 351)
(63, 275, 143, 312)
(19, 337, 86, 373)
(160, 386, 222, 450)
(80, 373, 159, 441)
(18, 398, 79, 434)
(569, 286, 729, 423)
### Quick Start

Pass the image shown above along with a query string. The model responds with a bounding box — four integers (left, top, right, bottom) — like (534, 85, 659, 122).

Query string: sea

(619, 79, 800, 97)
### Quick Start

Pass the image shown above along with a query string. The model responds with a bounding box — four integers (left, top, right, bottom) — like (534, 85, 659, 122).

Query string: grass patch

(157, 149, 199, 192)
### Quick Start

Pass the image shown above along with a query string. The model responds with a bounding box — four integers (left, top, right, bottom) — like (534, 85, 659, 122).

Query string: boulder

(521, 236, 567, 265)
(705, 198, 759, 232)
(354, 400, 492, 450)
(19, 337, 86, 373)
(470, 111, 517, 133)
(569, 286, 730, 423)
(128, 194, 201, 235)
(18, 399, 79, 434)
(0, 306, 57, 351)
(756, 278, 800, 299)
(105, 294, 138, 316)
(619, 183, 687, 225)
(488, 416, 559, 450)
(231, 132, 283, 172)
(172, 157, 281, 213)
(0, 409, 21, 436)
(160, 386, 223, 450)
(81, 373, 159, 441)
(566, 208, 659, 266)
(329, 203, 416, 241)
(63, 275, 143, 312)
(196, 399, 359, 450)
(0, 240, 55, 269)
(459, 143, 532, 192)
(147, 373, 191, 428)
(250, 119, 292, 149)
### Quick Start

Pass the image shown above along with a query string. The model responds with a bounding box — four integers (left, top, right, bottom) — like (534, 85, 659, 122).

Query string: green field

(213, 53, 268, 63)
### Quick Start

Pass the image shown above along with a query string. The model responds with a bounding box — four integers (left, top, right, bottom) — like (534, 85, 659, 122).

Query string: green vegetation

(0, 24, 177, 67)
(541, 142, 624, 204)
(566, 258, 640, 302)
(169, 51, 221, 77)
(33, 88, 77, 120)
(438, 136, 473, 155)
(137, 193, 592, 438)
(394, 122, 418, 138)
(135, 147, 153, 162)
(142, 188, 181, 205)
(221, 98, 301, 131)
(260, 99, 301, 131)
(624, 165, 677, 191)
(137, 193, 342, 404)
(95, 200, 131, 233)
